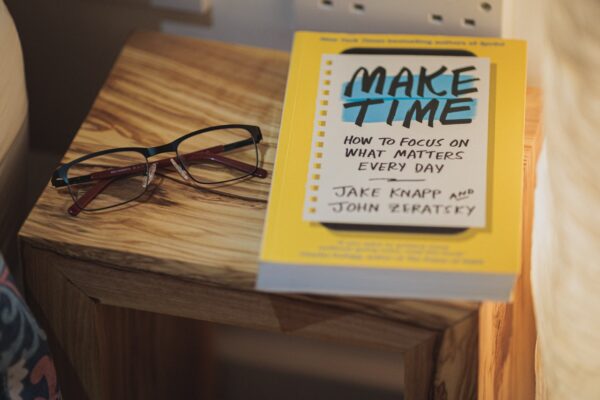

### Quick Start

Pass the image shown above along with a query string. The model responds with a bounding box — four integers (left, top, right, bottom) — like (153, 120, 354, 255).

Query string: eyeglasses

(52, 125, 269, 216)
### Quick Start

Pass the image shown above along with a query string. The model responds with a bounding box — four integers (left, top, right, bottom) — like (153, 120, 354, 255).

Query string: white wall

(506, 0, 543, 86)
(162, 0, 542, 84)
(162, 0, 294, 50)
(5, 0, 543, 153)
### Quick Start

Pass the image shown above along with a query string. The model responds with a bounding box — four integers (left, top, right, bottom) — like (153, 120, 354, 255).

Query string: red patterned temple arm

(55, 147, 267, 188)
(193, 153, 268, 178)
(68, 177, 117, 216)
(65, 151, 268, 216)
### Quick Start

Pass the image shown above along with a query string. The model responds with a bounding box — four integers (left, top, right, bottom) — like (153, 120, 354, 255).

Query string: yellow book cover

(257, 32, 527, 300)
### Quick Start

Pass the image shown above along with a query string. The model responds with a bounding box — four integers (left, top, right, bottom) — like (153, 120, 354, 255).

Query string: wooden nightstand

(19, 31, 541, 400)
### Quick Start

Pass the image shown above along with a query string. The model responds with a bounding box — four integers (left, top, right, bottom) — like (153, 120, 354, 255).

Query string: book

(257, 32, 527, 301)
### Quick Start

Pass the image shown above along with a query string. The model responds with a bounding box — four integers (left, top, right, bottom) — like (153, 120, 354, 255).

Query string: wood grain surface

(19, 31, 541, 399)
(479, 88, 542, 400)
(23, 245, 214, 400)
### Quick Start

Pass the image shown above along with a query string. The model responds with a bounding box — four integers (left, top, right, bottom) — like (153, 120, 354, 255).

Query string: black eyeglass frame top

(51, 124, 264, 212)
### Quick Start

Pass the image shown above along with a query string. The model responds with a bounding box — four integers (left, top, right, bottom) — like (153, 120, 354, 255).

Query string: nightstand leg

(403, 338, 436, 399)
(22, 244, 214, 400)
(403, 312, 478, 400)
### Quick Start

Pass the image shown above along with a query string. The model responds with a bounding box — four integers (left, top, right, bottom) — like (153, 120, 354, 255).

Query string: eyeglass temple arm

(180, 153, 267, 178)
(63, 143, 268, 215)
(53, 162, 145, 188)
(67, 177, 117, 217)
(53, 140, 267, 188)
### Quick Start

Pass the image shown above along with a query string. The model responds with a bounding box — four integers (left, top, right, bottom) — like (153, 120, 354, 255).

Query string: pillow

(0, 254, 60, 398)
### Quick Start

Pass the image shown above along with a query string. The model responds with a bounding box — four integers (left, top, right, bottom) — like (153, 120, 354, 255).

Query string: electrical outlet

(293, 0, 509, 37)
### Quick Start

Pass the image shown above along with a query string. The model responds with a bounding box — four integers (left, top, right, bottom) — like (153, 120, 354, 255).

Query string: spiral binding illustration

(306, 58, 333, 216)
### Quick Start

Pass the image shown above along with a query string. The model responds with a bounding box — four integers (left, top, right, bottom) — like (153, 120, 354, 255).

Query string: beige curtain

(532, 0, 600, 398)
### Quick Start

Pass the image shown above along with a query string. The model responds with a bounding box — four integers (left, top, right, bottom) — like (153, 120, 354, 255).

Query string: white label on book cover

(304, 54, 491, 228)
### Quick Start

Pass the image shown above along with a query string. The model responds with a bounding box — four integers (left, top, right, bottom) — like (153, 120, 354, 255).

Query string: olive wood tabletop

(19, 31, 541, 400)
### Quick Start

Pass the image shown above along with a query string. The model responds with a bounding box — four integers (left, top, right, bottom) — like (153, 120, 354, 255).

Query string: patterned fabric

(0, 255, 60, 400)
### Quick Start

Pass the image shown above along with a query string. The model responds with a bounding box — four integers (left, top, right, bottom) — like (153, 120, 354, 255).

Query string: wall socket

(293, 0, 508, 37)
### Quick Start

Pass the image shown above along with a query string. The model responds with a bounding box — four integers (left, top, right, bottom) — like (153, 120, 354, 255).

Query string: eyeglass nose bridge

(146, 142, 176, 157)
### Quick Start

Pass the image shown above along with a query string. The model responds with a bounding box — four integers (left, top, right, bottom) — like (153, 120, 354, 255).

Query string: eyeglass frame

(51, 124, 267, 215)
